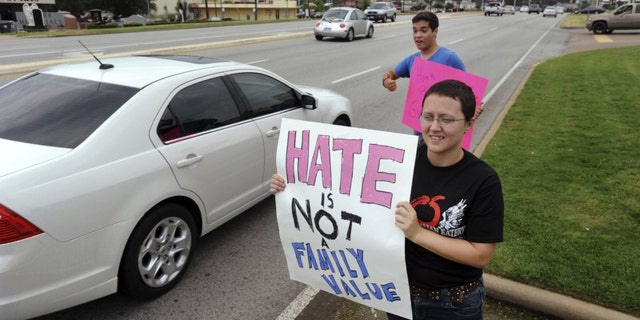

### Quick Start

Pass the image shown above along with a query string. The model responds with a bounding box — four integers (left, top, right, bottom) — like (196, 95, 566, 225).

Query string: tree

(89, 0, 156, 17)
(54, 0, 92, 17)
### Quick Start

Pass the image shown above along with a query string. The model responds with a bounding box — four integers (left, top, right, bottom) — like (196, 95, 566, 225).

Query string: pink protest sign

(402, 58, 489, 150)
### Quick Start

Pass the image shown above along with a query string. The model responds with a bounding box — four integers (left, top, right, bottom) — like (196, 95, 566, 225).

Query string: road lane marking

(331, 66, 381, 84)
(276, 286, 319, 320)
(594, 35, 613, 42)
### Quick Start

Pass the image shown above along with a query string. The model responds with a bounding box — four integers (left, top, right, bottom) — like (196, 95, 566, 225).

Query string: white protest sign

(275, 119, 416, 319)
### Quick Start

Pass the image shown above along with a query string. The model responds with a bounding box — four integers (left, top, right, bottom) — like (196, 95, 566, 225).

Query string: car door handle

(266, 126, 280, 137)
(176, 154, 203, 168)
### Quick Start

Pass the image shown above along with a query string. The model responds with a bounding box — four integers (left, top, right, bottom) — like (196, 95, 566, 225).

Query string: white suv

(364, 2, 397, 22)
(484, 2, 504, 16)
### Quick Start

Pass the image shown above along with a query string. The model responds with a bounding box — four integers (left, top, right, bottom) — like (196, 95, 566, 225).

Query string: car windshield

(324, 9, 348, 20)
(0, 73, 138, 148)
(370, 3, 386, 9)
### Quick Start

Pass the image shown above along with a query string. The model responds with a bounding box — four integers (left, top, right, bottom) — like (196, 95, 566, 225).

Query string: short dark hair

(412, 11, 439, 30)
(422, 80, 476, 121)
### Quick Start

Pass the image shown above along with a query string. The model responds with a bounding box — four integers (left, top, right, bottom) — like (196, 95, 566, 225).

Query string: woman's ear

(465, 119, 475, 132)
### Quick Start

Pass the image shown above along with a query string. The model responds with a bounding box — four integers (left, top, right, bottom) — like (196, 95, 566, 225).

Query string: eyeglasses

(419, 114, 466, 126)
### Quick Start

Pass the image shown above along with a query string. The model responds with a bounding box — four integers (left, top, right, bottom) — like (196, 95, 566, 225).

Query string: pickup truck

(586, 3, 640, 34)
(484, 2, 504, 16)
(364, 2, 397, 22)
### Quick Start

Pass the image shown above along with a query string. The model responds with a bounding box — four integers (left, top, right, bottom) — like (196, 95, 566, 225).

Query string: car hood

(0, 138, 70, 177)
(297, 85, 340, 97)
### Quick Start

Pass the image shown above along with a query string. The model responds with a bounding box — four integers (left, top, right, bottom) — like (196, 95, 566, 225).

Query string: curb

(484, 274, 639, 320)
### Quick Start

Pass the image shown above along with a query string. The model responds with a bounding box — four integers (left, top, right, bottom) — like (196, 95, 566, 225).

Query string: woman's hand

(395, 201, 420, 240)
(269, 173, 286, 195)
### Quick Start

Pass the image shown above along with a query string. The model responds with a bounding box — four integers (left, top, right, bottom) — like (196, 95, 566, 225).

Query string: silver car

(0, 55, 352, 320)
(314, 7, 374, 41)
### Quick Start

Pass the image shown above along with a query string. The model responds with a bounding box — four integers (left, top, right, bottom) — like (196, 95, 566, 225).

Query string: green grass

(481, 46, 640, 316)
(560, 13, 588, 29)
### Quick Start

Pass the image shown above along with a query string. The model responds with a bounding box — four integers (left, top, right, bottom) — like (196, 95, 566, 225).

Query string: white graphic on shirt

(435, 199, 467, 238)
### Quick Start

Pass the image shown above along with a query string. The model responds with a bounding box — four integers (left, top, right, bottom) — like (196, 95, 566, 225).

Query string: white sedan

(543, 6, 558, 17)
(0, 55, 352, 320)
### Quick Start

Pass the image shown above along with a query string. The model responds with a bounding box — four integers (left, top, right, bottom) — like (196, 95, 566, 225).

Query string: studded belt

(410, 279, 482, 304)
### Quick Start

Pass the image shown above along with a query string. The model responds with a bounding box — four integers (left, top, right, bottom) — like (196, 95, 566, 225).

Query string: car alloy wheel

(366, 26, 374, 38)
(119, 203, 197, 299)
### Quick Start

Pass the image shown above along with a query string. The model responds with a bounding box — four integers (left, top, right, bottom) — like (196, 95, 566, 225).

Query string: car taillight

(0, 204, 43, 244)
(340, 23, 346, 28)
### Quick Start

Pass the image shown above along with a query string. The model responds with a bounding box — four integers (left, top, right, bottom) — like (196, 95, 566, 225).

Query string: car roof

(330, 6, 359, 11)
(38, 55, 245, 89)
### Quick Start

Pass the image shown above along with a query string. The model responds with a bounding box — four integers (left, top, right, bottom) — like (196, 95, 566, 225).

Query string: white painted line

(373, 35, 397, 41)
(449, 38, 465, 45)
(483, 20, 556, 102)
(276, 286, 320, 320)
(246, 59, 270, 64)
(331, 66, 381, 84)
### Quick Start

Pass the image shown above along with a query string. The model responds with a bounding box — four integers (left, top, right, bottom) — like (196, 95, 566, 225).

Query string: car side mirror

(301, 94, 317, 110)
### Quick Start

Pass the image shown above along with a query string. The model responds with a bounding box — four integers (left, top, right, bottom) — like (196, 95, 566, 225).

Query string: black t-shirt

(406, 142, 504, 289)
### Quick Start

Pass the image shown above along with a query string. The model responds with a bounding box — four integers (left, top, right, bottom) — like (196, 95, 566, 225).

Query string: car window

(230, 73, 299, 118)
(0, 73, 137, 148)
(325, 9, 347, 19)
(158, 77, 241, 142)
(354, 10, 365, 20)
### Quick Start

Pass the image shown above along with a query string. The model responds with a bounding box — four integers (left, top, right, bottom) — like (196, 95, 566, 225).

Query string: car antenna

(78, 41, 114, 70)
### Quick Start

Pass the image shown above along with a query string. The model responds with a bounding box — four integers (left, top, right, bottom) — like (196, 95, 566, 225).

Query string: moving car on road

(528, 4, 541, 14)
(503, 5, 516, 14)
(543, 6, 558, 17)
(0, 55, 353, 320)
(484, 2, 504, 16)
(314, 7, 374, 41)
(364, 1, 397, 22)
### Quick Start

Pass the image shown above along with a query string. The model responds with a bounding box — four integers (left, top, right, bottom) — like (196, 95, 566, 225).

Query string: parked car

(520, 5, 529, 13)
(528, 4, 541, 14)
(503, 5, 516, 14)
(484, 2, 504, 16)
(586, 2, 640, 34)
(0, 55, 353, 320)
(577, 6, 605, 14)
(556, 6, 565, 14)
(314, 7, 374, 41)
(364, 1, 397, 22)
(543, 6, 557, 17)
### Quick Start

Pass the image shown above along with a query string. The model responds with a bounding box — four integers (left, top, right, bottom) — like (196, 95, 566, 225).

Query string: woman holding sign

(270, 79, 502, 319)
(391, 79, 504, 320)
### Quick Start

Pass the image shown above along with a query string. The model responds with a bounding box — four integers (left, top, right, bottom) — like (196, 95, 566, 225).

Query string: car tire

(315, 35, 323, 40)
(118, 203, 197, 299)
(333, 117, 350, 126)
(391, 14, 396, 22)
(346, 29, 354, 41)
(366, 26, 374, 38)
(382, 15, 387, 23)
(592, 22, 607, 34)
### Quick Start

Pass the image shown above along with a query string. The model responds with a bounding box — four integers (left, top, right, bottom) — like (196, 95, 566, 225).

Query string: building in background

(1, 0, 55, 22)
